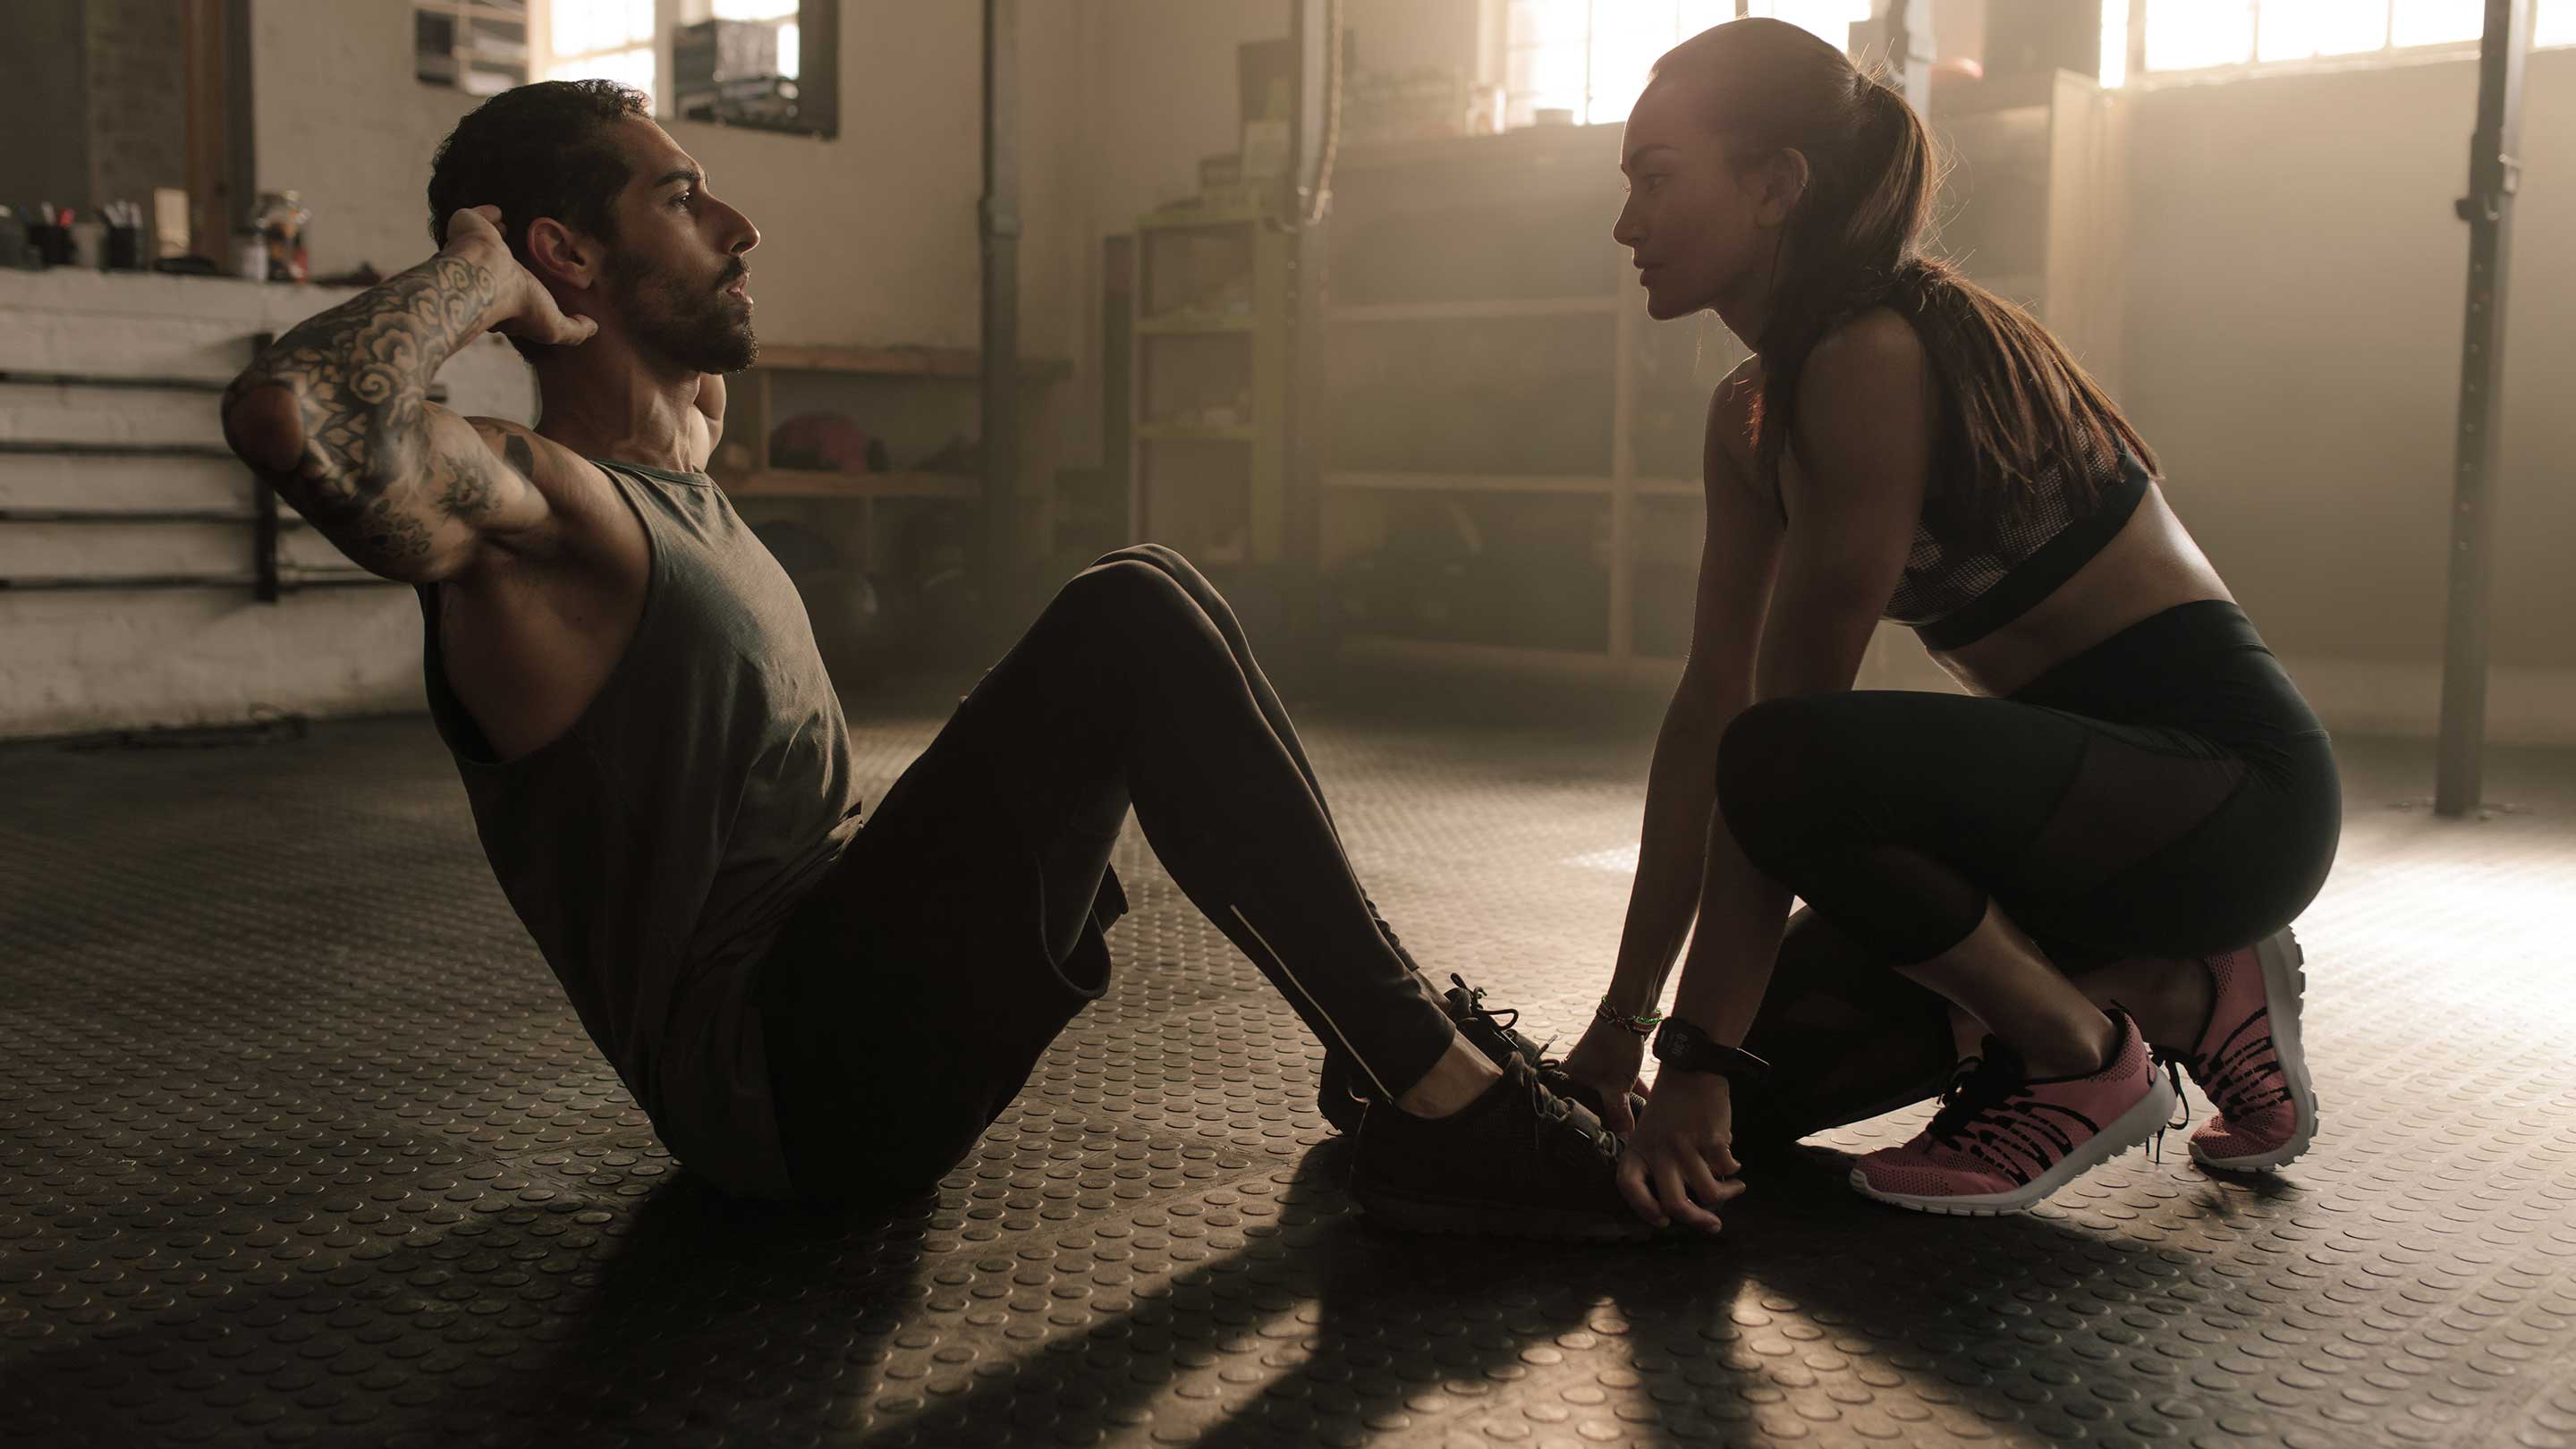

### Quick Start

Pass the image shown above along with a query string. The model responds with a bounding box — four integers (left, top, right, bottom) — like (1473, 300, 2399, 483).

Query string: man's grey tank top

(415, 457, 863, 1199)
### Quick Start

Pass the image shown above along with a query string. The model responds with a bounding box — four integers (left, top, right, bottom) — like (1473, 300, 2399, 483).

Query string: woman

(1555, 18, 2340, 1229)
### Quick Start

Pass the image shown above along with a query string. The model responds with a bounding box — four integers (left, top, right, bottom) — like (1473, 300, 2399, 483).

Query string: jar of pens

(254, 191, 310, 284)
(0, 199, 152, 272)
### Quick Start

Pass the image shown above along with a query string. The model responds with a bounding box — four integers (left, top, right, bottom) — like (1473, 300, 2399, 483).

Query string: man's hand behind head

(441, 205, 599, 349)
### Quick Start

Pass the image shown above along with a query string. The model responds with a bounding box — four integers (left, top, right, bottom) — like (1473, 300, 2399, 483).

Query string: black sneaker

(1319, 970, 1644, 1131)
(1442, 974, 1648, 1125)
(1350, 1055, 1657, 1241)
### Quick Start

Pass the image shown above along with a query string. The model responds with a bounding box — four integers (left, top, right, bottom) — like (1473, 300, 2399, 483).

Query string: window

(713, 0, 801, 82)
(416, 0, 835, 137)
(548, 0, 659, 106)
(1504, 1, 1874, 128)
(2123, 0, 2576, 81)
(415, 1, 532, 97)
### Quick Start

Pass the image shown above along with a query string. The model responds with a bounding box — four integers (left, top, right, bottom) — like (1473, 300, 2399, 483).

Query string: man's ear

(523, 217, 599, 292)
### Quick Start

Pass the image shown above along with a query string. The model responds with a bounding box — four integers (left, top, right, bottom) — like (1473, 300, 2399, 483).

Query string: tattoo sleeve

(221, 251, 504, 574)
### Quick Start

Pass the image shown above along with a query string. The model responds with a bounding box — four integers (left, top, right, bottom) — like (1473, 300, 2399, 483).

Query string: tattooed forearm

(223, 251, 500, 521)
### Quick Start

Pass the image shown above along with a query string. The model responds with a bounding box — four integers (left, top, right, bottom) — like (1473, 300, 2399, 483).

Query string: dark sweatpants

(756, 546, 1458, 1204)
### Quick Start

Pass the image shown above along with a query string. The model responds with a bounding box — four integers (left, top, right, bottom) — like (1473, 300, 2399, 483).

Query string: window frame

(2121, 0, 2575, 89)
(413, 0, 838, 140)
(542, 0, 659, 106)
(414, 0, 535, 97)
(1498, 2, 1873, 128)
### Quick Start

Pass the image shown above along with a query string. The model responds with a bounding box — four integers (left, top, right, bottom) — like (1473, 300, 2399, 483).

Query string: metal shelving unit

(1125, 204, 1292, 570)
(715, 343, 1072, 578)
(1319, 122, 1739, 678)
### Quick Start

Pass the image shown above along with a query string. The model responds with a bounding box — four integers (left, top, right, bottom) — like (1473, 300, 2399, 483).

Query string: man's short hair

(426, 80, 650, 355)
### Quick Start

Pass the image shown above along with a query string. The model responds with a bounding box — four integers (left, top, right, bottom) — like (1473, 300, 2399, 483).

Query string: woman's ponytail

(1653, 20, 2157, 546)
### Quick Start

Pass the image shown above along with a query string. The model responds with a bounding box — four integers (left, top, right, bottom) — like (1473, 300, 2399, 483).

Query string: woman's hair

(1653, 19, 2155, 545)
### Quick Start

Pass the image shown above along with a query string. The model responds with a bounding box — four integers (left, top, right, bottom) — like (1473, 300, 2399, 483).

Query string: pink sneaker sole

(2189, 928, 2318, 1173)
(1849, 1072, 2178, 1216)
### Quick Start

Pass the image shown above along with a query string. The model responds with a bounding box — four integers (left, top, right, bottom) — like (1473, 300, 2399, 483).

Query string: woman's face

(1612, 80, 1800, 326)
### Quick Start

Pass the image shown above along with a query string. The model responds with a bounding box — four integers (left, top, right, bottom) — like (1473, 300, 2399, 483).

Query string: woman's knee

(1715, 696, 1839, 860)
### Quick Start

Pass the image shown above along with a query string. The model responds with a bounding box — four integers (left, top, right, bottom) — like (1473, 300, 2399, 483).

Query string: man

(221, 80, 1709, 1241)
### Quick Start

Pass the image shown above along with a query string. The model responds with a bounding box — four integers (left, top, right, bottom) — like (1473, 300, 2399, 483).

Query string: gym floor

(4, 689, 2572, 1449)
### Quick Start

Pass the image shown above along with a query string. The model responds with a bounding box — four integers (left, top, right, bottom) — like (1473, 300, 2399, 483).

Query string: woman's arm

(1598, 369, 1783, 1024)
(1611, 310, 1936, 1232)
(1665, 310, 1935, 1042)
(1560, 367, 1779, 1140)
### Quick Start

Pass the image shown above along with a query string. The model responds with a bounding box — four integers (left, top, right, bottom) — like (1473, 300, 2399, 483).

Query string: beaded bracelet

(1594, 996, 1665, 1038)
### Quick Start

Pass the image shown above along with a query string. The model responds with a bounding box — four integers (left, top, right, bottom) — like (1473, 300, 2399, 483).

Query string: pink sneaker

(2153, 928, 2318, 1172)
(1850, 1005, 2180, 1216)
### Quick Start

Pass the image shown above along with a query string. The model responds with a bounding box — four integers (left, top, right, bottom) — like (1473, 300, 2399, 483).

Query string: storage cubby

(1128, 207, 1291, 564)
(1325, 485, 1612, 654)
(1328, 309, 1619, 479)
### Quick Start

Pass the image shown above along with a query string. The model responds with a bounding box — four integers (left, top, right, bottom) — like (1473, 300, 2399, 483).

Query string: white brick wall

(0, 267, 535, 741)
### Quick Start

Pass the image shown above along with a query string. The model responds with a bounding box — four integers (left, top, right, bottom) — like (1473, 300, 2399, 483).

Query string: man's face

(599, 118, 761, 374)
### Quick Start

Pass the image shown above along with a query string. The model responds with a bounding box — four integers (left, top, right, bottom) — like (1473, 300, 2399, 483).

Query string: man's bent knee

(1056, 556, 1203, 631)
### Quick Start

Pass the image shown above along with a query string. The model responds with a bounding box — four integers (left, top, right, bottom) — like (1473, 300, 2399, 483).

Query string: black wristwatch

(1653, 1016, 1772, 1087)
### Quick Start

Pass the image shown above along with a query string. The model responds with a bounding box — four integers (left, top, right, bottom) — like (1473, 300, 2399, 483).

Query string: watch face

(1654, 1021, 1706, 1066)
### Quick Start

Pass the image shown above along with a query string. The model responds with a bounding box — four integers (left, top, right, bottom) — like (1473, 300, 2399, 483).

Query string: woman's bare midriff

(1927, 481, 2236, 699)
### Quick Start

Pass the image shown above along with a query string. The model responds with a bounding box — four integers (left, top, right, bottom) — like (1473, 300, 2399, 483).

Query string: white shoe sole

(2189, 927, 2319, 1172)
(1848, 1066, 2181, 1216)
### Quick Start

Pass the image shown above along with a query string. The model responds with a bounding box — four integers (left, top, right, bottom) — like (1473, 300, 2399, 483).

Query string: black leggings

(1716, 600, 2342, 1152)
(760, 547, 1457, 1201)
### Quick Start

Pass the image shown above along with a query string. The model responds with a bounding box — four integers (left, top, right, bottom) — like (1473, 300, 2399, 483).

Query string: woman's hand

(1558, 1020, 1653, 1135)
(1618, 1070, 1748, 1233)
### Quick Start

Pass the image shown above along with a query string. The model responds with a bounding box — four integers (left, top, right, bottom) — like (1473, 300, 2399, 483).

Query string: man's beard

(609, 250, 758, 374)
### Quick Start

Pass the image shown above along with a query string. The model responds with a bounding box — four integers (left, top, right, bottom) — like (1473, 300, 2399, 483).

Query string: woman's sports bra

(1879, 433, 2151, 652)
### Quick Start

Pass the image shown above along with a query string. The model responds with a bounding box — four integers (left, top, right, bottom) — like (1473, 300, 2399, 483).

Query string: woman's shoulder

(1704, 305, 1928, 451)
(1787, 306, 1936, 452)
(1807, 306, 1927, 385)
(1710, 353, 1762, 428)
(1705, 355, 1763, 481)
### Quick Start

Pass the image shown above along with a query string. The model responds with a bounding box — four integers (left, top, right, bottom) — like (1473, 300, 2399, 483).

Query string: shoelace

(1447, 972, 1569, 1065)
(1924, 1060, 2106, 1180)
(2098, 997, 2194, 1162)
(2152, 1022, 2288, 1122)
(2145, 1049, 2193, 1159)
(1925, 1007, 2196, 1177)
(1514, 1059, 1620, 1165)
(1442, 974, 1634, 1131)
(1447, 973, 1522, 1038)
(1925, 1053, 2022, 1152)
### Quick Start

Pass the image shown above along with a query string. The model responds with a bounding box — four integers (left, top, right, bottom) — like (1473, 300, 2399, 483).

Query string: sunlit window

(1505, 0, 1872, 127)
(414, 1, 531, 96)
(2132, 0, 2575, 78)
(413, 0, 831, 134)
(547, 0, 658, 106)
(714, 0, 802, 80)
